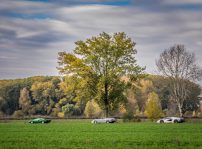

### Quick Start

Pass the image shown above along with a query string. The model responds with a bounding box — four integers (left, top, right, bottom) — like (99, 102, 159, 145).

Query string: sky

(0, 0, 202, 80)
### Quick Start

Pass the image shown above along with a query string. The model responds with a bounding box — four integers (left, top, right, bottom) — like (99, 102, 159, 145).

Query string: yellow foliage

(57, 112, 64, 118)
(84, 100, 102, 118)
(145, 92, 163, 120)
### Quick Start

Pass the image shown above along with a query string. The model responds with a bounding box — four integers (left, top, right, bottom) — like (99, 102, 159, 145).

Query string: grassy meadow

(0, 119, 202, 149)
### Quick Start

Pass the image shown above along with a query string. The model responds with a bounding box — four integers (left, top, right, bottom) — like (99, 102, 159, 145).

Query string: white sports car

(157, 117, 184, 123)
(91, 118, 116, 124)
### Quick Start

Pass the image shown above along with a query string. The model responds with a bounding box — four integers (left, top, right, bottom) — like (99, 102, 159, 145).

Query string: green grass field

(0, 120, 202, 149)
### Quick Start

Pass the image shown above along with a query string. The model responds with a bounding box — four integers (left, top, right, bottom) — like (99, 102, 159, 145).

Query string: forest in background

(0, 75, 201, 119)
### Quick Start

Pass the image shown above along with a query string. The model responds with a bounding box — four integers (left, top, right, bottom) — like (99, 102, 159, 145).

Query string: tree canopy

(58, 32, 145, 116)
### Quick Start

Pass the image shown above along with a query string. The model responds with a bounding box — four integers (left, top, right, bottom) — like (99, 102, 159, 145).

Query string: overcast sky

(0, 0, 202, 80)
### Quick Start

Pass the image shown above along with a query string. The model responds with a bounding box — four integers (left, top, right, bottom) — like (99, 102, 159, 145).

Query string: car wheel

(106, 121, 110, 123)
(31, 121, 33, 124)
(160, 120, 164, 123)
(42, 121, 44, 124)
(174, 120, 178, 123)
(94, 121, 97, 124)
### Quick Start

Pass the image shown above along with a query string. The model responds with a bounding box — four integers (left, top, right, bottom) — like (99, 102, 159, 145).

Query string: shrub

(57, 112, 65, 118)
(122, 111, 141, 122)
(12, 110, 24, 118)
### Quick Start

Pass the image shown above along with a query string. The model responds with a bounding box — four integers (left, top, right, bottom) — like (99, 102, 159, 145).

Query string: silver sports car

(91, 118, 116, 124)
(157, 117, 184, 123)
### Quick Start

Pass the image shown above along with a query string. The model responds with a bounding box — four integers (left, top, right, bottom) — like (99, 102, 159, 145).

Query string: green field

(0, 120, 202, 149)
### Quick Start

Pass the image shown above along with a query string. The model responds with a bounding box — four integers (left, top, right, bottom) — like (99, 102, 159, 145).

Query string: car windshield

(164, 117, 172, 120)
(35, 118, 44, 120)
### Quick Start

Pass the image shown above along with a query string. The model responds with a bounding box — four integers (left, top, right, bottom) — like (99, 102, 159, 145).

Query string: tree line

(0, 32, 202, 119)
(0, 75, 201, 118)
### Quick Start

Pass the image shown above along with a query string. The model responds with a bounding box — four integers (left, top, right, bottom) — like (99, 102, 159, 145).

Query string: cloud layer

(0, 0, 202, 80)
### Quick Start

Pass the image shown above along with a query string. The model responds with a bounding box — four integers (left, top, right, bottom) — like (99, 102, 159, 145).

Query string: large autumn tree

(58, 32, 144, 117)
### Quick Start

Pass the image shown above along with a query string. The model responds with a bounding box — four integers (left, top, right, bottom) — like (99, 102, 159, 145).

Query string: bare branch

(156, 44, 202, 117)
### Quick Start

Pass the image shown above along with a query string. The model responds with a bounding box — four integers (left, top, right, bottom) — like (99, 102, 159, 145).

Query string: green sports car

(29, 118, 51, 124)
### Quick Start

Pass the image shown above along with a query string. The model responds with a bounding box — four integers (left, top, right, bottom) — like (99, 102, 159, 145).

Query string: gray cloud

(163, 0, 202, 5)
(0, 0, 202, 81)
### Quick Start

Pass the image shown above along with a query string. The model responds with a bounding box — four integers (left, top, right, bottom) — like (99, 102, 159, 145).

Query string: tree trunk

(177, 104, 183, 117)
(172, 80, 185, 117)
(104, 82, 109, 117)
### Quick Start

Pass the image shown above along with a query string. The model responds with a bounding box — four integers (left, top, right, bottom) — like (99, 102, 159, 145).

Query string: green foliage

(0, 82, 21, 115)
(0, 76, 58, 115)
(31, 81, 54, 101)
(95, 78, 127, 114)
(58, 32, 145, 116)
(59, 76, 94, 103)
(145, 92, 163, 120)
(0, 74, 201, 118)
(30, 78, 61, 115)
(62, 103, 81, 117)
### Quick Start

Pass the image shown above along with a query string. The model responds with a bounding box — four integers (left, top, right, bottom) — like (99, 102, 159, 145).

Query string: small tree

(145, 92, 163, 121)
(84, 100, 102, 118)
(19, 88, 32, 115)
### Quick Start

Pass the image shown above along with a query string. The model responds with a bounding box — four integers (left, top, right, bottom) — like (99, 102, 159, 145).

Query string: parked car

(157, 117, 184, 123)
(29, 118, 51, 124)
(91, 118, 116, 124)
